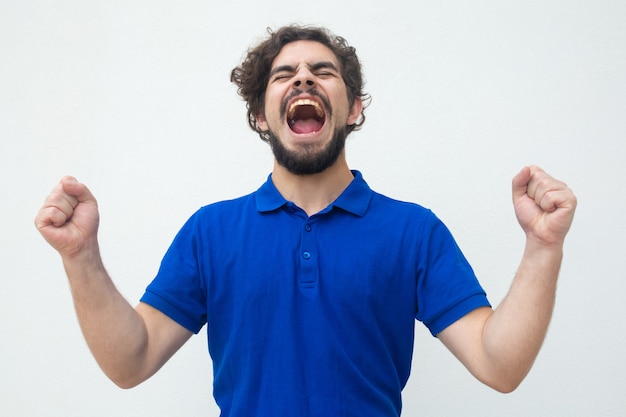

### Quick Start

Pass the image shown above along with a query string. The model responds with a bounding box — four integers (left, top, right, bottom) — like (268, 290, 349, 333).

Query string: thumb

(512, 166, 532, 203)
(60, 176, 97, 206)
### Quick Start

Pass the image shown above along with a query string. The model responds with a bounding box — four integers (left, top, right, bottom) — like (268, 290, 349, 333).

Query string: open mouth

(287, 99, 326, 134)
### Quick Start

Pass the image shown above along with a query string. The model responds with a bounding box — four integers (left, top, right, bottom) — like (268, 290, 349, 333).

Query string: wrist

(61, 240, 105, 278)
(519, 237, 564, 281)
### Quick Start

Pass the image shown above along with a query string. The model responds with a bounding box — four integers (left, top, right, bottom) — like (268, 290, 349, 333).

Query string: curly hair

(230, 25, 370, 142)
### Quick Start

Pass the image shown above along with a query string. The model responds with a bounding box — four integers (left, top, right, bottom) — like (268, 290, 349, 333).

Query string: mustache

(279, 88, 332, 121)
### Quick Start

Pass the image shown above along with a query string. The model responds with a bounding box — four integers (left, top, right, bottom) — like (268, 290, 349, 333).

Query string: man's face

(257, 40, 362, 175)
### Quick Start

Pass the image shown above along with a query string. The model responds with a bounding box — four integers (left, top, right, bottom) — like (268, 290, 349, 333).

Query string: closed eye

(269, 65, 296, 83)
(315, 71, 337, 78)
(310, 61, 340, 77)
(272, 73, 292, 82)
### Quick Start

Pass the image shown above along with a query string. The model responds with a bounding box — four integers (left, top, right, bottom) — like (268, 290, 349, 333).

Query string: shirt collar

(255, 170, 372, 217)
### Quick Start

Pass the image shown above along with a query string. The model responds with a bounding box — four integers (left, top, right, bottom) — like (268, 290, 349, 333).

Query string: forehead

(271, 40, 340, 69)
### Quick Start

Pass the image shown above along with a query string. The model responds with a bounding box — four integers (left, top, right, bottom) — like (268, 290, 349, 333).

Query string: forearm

(36, 177, 188, 387)
(482, 239, 563, 390)
(440, 166, 575, 392)
(62, 246, 151, 388)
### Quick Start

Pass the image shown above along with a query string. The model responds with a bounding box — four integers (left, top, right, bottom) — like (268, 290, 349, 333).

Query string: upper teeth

(288, 99, 324, 119)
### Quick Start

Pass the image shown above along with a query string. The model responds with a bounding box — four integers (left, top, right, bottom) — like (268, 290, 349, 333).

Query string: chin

(269, 126, 348, 175)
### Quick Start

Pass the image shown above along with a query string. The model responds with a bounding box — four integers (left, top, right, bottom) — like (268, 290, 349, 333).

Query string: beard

(268, 126, 348, 176)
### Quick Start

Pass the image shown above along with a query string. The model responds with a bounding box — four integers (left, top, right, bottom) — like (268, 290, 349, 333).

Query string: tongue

(290, 118, 323, 134)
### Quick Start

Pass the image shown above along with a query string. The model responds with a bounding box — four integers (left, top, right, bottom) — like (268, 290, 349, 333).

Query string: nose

(294, 79, 314, 87)
(293, 67, 315, 88)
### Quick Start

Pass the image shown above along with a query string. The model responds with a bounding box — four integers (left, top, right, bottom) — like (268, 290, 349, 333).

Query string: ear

(347, 97, 363, 126)
(256, 113, 268, 131)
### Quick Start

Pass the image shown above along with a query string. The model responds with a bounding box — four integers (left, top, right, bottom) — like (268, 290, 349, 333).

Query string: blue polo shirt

(141, 171, 490, 416)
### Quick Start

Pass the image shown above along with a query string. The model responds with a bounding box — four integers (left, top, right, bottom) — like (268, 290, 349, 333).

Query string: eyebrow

(269, 61, 340, 78)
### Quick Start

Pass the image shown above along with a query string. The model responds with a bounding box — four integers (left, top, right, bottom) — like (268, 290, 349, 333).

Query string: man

(35, 25, 577, 416)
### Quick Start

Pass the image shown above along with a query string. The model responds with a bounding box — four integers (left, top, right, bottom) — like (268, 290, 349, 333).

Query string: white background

(1, 1, 625, 416)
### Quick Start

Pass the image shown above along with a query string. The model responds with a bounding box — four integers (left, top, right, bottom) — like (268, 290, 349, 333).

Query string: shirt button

(302, 251, 311, 260)
(305, 224, 312, 232)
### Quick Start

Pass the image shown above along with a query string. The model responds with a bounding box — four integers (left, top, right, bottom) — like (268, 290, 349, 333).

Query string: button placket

(299, 220, 318, 288)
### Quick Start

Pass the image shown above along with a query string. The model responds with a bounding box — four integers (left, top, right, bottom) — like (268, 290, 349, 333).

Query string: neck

(271, 154, 354, 216)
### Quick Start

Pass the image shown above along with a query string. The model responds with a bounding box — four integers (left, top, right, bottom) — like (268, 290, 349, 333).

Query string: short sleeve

(140, 211, 207, 334)
(416, 213, 491, 336)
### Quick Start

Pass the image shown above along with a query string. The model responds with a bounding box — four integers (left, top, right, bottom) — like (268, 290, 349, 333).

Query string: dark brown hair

(230, 25, 370, 142)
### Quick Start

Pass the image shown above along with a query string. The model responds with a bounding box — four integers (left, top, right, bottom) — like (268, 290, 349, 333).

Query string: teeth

(288, 99, 324, 119)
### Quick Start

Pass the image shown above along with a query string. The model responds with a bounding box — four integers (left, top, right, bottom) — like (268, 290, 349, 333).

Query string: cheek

(263, 91, 283, 120)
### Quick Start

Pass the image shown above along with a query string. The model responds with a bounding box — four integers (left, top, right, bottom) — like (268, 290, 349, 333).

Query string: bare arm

(438, 166, 577, 393)
(35, 177, 192, 388)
